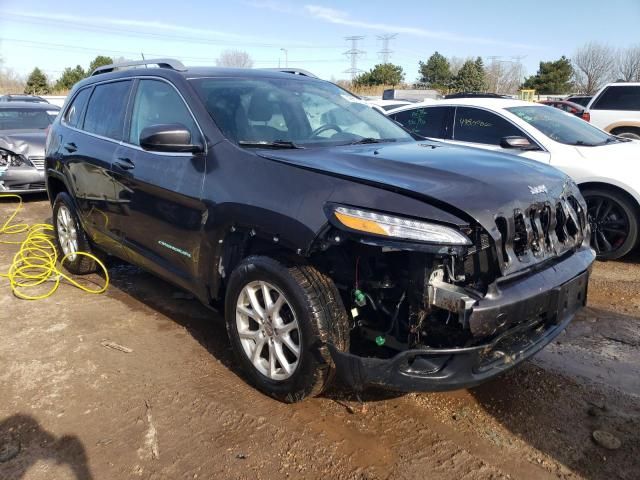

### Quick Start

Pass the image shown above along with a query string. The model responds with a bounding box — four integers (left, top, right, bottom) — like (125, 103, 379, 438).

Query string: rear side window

(453, 107, 523, 145)
(592, 86, 640, 111)
(391, 107, 450, 138)
(83, 81, 132, 140)
(128, 79, 198, 145)
(64, 88, 91, 128)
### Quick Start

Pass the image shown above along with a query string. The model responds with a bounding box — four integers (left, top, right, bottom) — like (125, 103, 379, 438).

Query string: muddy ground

(1, 195, 639, 480)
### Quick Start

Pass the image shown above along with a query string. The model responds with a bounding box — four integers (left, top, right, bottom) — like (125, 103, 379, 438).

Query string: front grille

(8, 182, 45, 191)
(496, 195, 587, 267)
(29, 156, 45, 170)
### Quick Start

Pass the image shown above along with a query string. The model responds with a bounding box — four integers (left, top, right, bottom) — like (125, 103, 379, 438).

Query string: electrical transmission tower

(344, 36, 365, 80)
(377, 33, 398, 63)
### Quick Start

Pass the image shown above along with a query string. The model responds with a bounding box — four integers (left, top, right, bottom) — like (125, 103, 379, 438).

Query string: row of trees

(19, 49, 256, 95)
(353, 43, 640, 95)
(24, 55, 114, 94)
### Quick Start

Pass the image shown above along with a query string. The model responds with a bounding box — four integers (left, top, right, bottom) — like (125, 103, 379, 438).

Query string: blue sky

(1, 0, 639, 83)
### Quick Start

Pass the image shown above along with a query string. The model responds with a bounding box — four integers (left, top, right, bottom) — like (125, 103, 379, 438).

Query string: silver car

(0, 101, 60, 193)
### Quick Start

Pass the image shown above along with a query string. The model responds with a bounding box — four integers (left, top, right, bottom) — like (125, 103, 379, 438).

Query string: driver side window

(128, 79, 198, 146)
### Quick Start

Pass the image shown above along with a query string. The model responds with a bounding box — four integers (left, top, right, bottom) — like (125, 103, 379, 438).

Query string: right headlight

(333, 206, 472, 245)
(0, 149, 25, 167)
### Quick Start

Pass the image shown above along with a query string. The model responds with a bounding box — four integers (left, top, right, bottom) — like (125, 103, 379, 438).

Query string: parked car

(585, 82, 640, 140)
(0, 94, 50, 104)
(565, 95, 592, 107)
(365, 98, 412, 113)
(45, 59, 594, 402)
(539, 100, 589, 121)
(0, 101, 60, 193)
(388, 98, 640, 259)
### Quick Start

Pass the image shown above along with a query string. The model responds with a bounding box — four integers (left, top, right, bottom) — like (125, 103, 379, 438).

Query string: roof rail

(91, 58, 186, 76)
(260, 68, 318, 79)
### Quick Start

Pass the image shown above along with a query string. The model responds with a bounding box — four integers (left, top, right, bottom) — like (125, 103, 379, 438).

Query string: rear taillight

(582, 112, 590, 122)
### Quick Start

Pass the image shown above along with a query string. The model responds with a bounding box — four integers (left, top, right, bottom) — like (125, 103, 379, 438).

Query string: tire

(582, 187, 639, 260)
(52, 192, 97, 274)
(224, 255, 349, 403)
(612, 127, 640, 141)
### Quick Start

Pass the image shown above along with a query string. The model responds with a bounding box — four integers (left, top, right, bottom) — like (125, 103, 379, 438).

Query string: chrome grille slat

(28, 156, 45, 170)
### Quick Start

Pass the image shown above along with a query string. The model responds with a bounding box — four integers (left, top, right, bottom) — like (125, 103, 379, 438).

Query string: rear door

(113, 78, 207, 286)
(388, 106, 452, 139)
(448, 106, 550, 163)
(61, 80, 132, 244)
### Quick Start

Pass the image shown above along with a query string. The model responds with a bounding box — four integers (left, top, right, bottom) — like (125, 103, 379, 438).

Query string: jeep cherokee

(45, 59, 595, 402)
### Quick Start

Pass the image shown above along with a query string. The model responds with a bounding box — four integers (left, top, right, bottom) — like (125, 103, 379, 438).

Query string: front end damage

(0, 135, 46, 193)
(312, 187, 595, 392)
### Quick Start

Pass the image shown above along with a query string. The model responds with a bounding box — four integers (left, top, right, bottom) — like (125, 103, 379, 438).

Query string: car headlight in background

(0, 149, 25, 167)
(333, 206, 472, 245)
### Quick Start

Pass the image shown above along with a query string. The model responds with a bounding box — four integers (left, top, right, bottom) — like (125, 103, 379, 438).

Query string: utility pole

(280, 48, 288, 68)
(377, 34, 398, 63)
(344, 36, 365, 80)
(511, 55, 526, 84)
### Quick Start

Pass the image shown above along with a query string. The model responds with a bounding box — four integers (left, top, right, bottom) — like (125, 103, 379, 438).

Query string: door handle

(63, 142, 77, 153)
(114, 157, 135, 170)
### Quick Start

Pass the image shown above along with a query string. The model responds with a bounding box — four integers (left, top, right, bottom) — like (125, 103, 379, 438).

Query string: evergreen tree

(55, 65, 86, 91)
(523, 56, 574, 94)
(88, 55, 113, 74)
(453, 59, 485, 92)
(24, 67, 49, 95)
(418, 52, 452, 89)
(354, 63, 405, 86)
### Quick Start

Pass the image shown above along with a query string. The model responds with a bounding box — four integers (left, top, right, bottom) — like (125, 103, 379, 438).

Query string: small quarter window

(64, 88, 91, 128)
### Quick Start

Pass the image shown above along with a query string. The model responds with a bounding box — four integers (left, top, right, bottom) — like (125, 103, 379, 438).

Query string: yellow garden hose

(1, 193, 109, 300)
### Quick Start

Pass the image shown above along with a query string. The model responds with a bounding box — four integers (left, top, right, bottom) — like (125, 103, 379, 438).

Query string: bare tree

(485, 60, 522, 94)
(0, 57, 25, 94)
(572, 42, 616, 94)
(216, 50, 254, 68)
(617, 45, 640, 82)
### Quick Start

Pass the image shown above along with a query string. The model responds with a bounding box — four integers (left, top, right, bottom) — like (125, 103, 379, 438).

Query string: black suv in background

(45, 59, 595, 402)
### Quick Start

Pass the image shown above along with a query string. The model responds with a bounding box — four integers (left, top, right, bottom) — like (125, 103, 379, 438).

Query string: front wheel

(583, 187, 638, 260)
(224, 256, 349, 402)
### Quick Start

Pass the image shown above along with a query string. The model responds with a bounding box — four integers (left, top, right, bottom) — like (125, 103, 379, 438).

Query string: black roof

(444, 92, 511, 99)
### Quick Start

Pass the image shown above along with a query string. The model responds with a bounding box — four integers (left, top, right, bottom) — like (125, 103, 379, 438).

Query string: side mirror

(139, 124, 204, 153)
(500, 136, 538, 150)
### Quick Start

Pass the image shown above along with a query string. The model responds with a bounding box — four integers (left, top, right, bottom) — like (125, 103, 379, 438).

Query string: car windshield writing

(189, 77, 413, 147)
(0, 109, 52, 130)
(507, 105, 612, 146)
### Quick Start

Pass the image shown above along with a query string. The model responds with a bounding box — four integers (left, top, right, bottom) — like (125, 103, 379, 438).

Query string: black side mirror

(500, 136, 538, 150)
(139, 124, 204, 153)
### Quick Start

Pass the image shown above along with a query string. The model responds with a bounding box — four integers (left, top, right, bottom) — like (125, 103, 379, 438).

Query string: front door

(111, 78, 207, 286)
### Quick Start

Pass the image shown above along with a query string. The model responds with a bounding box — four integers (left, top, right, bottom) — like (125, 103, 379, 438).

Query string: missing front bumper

(328, 248, 594, 392)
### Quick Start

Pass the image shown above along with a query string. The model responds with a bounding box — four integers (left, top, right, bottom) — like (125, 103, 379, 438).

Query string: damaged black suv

(45, 59, 595, 402)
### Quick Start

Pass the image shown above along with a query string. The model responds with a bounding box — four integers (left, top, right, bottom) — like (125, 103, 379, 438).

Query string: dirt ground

(1, 195, 639, 480)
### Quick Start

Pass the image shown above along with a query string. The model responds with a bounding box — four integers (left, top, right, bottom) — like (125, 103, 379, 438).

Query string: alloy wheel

(586, 195, 630, 255)
(235, 280, 301, 381)
(56, 205, 78, 261)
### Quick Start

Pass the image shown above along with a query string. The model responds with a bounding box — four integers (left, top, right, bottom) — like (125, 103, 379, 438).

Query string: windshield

(0, 108, 53, 130)
(507, 105, 613, 146)
(189, 77, 413, 147)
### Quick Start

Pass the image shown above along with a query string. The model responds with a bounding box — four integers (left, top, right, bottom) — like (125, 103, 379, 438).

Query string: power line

(343, 36, 365, 80)
(3, 14, 344, 50)
(377, 34, 398, 63)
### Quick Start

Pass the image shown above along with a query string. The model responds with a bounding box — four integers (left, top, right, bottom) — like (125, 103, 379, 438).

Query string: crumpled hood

(0, 130, 46, 158)
(257, 141, 576, 232)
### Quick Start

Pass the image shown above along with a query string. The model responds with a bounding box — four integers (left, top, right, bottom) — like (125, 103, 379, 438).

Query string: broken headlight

(332, 206, 472, 245)
(0, 149, 25, 167)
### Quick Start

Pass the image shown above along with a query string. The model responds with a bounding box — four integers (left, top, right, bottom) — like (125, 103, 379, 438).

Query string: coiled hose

(0, 194, 109, 300)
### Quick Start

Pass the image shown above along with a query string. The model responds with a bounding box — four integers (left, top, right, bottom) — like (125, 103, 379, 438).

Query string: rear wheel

(582, 187, 638, 260)
(225, 256, 349, 402)
(53, 192, 97, 274)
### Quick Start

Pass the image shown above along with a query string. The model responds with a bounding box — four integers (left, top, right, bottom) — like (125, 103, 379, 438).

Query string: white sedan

(387, 98, 640, 259)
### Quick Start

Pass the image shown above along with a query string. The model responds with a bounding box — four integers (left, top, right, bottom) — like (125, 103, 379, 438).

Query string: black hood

(0, 130, 46, 158)
(257, 141, 574, 230)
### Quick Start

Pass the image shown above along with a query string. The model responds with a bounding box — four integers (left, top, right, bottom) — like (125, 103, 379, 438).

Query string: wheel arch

(578, 181, 640, 216)
(46, 172, 69, 206)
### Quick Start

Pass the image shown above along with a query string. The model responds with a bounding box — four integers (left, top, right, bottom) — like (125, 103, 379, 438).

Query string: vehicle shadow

(0, 414, 93, 479)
